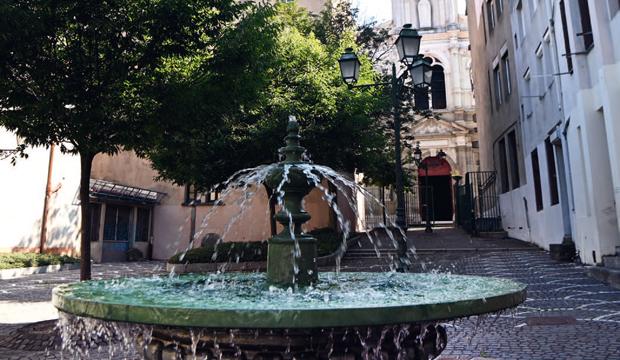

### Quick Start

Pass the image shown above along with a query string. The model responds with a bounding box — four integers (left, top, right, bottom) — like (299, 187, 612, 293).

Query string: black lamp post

(413, 144, 446, 233)
(338, 24, 431, 271)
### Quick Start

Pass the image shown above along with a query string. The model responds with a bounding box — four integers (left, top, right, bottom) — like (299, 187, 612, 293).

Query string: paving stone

(1, 235, 620, 359)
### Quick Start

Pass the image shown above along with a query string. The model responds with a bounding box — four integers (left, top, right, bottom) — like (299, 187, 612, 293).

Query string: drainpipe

(40, 144, 55, 253)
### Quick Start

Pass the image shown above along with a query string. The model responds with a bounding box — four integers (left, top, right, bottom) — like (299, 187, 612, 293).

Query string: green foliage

(168, 228, 345, 264)
(146, 3, 392, 191)
(0, 0, 246, 157)
(0, 253, 79, 270)
(0, 0, 252, 277)
(168, 242, 268, 264)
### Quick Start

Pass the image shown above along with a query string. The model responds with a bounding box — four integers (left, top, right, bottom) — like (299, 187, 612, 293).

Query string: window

(414, 87, 430, 110)
(609, 0, 620, 17)
(493, 64, 502, 107)
(103, 205, 131, 241)
(496, 0, 503, 17)
(545, 138, 559, 205)
(559, 0, 573, 72)
(89, 203, 101, 242)
(487, 71, 494, 113)
(516, 1, 526, 42)
(523, 68, 532, 116)
(486, 1, 495, 33)
(543, 37, 554, 90)
(498, 138, 510, 193)
(535, 44, 544, 96)
(430, 65, 447, 109)
(577, 0, 594, 50)
(135, 208, 151, 242)
(501, 52, 511, 98)
(531, 149, 544, 211)
(508, 130, 520, 189)
(184, 184, 220, 205)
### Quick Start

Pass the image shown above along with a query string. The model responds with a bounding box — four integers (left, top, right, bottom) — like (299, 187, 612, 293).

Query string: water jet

(53, 117, 526, 359)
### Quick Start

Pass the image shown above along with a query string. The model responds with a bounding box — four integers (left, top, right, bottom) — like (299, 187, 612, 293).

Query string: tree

(144, 3, 392, 193)
(0, 0, 247, 280)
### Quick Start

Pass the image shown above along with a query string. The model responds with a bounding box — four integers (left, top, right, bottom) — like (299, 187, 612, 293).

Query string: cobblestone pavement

(416, 251, 620, 360)
(2, 247, 620, 359)
(0, 262, 165, 359)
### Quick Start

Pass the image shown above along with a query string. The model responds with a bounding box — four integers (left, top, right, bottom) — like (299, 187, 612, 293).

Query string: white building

(390, 0, 479, 223)
(507, 0, 571, 250)
(547, 0, 620, 264)
(469, 0, 620, 264)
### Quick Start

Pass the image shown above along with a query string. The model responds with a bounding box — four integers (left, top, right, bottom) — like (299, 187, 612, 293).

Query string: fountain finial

(281, 115, 305, 163)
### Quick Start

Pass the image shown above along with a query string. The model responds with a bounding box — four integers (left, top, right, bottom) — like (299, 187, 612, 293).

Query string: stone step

(586, 266, 620, 290)
(603, 255, 620, 269)
(477, 231, 508, 239)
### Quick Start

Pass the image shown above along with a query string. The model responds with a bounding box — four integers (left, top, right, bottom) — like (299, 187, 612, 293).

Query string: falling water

(173, 160, 412, 277)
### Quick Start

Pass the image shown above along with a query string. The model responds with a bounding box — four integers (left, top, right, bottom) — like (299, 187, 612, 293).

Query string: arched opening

(413, 57, 447, 110)
(418, 156, 453, 222)
(430, 65, 447, 109)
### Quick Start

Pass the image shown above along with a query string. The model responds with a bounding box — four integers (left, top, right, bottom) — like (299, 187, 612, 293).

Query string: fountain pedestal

(52, 118, 528, 360)
(265, 117, 319, 286)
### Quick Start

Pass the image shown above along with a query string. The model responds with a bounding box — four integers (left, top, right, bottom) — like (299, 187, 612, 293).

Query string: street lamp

(337, 24, 430, 271)
(338, 48, 361, 85)
(413, 142, 433, 233)
(395, 24, 422, 66)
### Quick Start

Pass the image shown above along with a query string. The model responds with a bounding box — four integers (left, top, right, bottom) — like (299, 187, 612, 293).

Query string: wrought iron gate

(364, 186, 432, 228)
(455, 171, 502, 235)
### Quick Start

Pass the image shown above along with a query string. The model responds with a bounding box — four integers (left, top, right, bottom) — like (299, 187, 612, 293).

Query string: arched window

(414, 57, 447, 110)
(430, 64, 447, 109)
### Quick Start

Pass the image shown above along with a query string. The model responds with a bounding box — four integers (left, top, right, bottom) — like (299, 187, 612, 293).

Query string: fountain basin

(53, 273, 525, 359)
(53, 272, 525, 328)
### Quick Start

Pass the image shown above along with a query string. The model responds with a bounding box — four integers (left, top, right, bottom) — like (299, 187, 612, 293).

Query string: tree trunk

(40, 144, 55, 253)
(79, 152, 94, 281)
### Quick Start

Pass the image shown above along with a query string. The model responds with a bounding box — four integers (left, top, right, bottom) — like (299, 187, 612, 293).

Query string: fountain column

(265, 117, 318, 287)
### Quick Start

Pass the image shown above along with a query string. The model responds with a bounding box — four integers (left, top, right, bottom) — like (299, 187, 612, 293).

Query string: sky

(353, 0, 467, 25)
(353, 0, 392, 24)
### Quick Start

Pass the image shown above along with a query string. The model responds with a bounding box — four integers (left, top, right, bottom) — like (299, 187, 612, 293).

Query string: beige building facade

(0, 0, 355, 262)
(389, 0, 479, 222)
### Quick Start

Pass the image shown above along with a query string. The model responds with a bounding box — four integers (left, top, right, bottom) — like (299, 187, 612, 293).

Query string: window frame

(545, 138, 560, 206)
(498, 138, 510, 193)
(531, 148, 544, 211)
(558, 0, 574, 73)
(507, 130, 521, 189)
(577, 0, 594, 51)
(501, 52, 511, 98)
(184, 184, 220, 206)
(493, 63, 503, 108)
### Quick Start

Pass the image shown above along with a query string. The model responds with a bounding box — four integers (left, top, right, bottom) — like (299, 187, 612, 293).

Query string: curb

(0, 263, 80, 280)
(166, 261, 266, 274)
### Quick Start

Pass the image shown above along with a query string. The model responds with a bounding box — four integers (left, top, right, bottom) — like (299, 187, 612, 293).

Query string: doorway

(102, 204, 131, 262)
(419, 157, 453, 222)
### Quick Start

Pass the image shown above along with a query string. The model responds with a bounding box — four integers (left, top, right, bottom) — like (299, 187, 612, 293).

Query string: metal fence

(456, 171, 502, 235)
(363, 186, 430, 229)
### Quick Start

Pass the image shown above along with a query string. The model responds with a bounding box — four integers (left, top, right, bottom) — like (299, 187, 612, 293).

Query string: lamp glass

(411, 58, 432, 88)
(396, 24, 422, 65)
(338, 49, 361, 84)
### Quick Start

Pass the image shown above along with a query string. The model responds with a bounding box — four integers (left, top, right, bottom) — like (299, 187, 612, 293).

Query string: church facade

(388, 0, 479, 224)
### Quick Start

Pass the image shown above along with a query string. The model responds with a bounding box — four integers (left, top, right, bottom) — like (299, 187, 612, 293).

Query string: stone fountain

(52, 118, 526, 359)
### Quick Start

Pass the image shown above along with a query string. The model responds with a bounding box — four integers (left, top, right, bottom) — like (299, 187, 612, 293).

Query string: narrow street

(1, 229, 619, 359)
